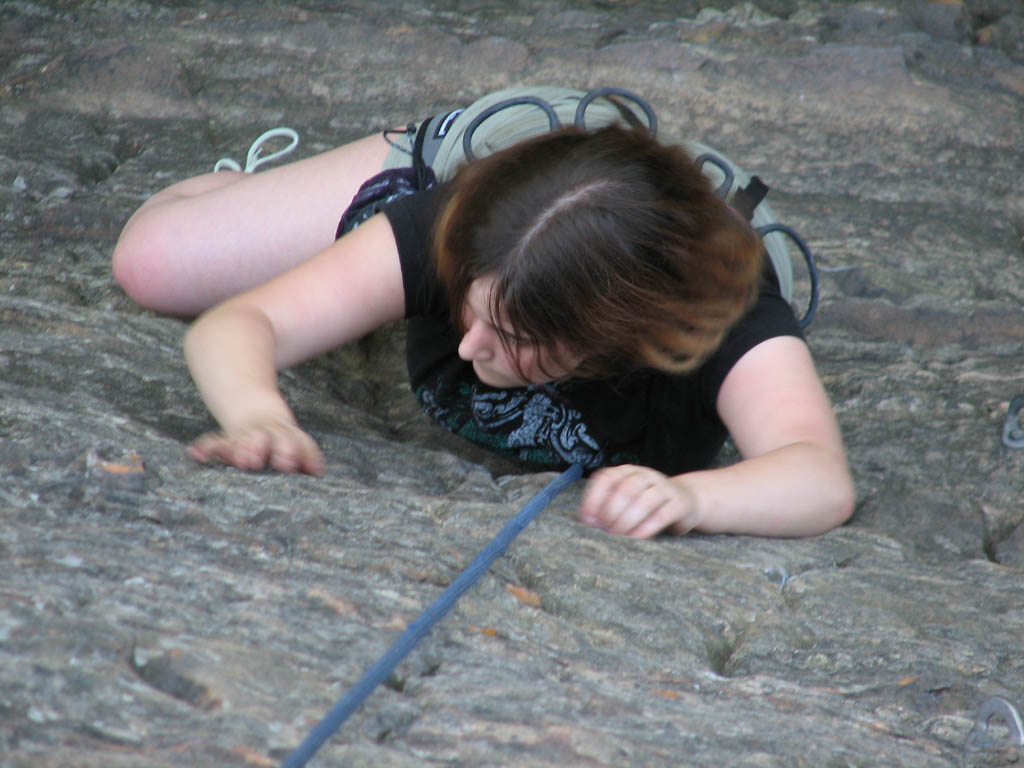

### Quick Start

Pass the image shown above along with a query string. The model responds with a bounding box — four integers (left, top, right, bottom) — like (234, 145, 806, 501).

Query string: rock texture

(2, 1, 1024, 766)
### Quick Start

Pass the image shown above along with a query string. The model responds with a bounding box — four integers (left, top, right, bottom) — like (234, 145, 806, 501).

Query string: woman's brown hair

(433, 125, 763, 380)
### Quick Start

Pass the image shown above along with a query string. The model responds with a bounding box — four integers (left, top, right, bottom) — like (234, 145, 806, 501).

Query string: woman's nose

(458, 321, 495, 362)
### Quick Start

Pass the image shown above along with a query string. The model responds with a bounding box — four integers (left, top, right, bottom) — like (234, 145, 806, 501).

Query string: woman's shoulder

(690, 261, 804, 403)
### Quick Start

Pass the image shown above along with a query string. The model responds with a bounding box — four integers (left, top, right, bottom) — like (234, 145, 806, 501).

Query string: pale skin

(113, 131, 854, 538)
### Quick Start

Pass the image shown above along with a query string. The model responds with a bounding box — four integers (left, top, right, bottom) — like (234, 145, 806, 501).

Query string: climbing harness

(213, 127, 299, 173)
(457, 87, 818, 327)
(279, 464, 583, 768)
(348, 86, 820, 327)
(1002, 395, 1024, 449)
(965, 696, 1024, 752)
(460, 86, 657, 162)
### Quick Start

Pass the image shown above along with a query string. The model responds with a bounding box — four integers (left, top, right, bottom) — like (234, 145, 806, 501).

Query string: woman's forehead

(468, 276, 504, 319)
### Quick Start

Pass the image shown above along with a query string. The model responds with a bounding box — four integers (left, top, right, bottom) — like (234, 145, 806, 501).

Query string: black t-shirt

(383, 186, 803, 475)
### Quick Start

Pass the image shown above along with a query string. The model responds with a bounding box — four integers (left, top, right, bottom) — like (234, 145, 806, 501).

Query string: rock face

(2, 1, 1024, 766)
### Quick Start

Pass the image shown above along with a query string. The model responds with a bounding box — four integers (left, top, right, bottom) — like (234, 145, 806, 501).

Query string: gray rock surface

(2, 0, 1024, 765)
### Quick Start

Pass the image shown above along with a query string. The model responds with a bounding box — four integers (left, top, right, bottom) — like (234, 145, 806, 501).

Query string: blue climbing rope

(279, 463, 584, 768)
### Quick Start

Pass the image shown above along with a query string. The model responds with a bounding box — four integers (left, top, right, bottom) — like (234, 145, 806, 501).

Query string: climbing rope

(279, 463, 584, 768)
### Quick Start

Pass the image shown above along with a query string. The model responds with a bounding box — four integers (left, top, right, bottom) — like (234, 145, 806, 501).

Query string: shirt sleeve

(696, 260, 805, 414)
(381, 185, 448, 319)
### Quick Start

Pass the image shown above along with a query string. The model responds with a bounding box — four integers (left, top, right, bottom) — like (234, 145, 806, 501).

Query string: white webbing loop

(213, 127, 299, 173)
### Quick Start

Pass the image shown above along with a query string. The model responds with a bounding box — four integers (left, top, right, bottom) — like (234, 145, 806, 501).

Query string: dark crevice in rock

(177, 58, 206, 99)
(595, 28, 627, 49)
(761, 565, 789, 589)
(701, 623, 738, 677)
(982, 518, 1002, 564)
(129, 649, 219, 711)
(72, 151, 119, 186)
(371, 707, 418, 744)
(987, 520, 1024, 570)
(383, 671, 405, 693)
(418, 659, 442, 678)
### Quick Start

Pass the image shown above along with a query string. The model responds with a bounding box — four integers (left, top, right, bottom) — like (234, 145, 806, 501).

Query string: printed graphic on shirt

(416, 376, 605, 469)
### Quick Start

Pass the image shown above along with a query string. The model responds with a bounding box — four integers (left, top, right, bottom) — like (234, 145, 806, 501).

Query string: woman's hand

(578, 465, 701, 539)
(180, 214, 406, 478)
(187, 417, 325, 475)
(578, 337, 855, 540)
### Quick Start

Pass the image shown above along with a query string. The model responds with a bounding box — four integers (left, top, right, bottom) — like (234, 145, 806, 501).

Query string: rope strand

(280, 464, 583, 768)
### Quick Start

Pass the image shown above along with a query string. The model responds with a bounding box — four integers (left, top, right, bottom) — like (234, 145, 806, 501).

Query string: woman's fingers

(579, 465, 699, 538)
(187, 421, 325, 475)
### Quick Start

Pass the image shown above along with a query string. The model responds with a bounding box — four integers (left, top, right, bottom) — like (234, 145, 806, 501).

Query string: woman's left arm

(578, 336, 855, 538)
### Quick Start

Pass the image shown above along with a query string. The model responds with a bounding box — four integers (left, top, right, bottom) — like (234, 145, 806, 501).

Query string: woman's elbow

(112, 211, 191, 315)
(824, 456, 856, 530)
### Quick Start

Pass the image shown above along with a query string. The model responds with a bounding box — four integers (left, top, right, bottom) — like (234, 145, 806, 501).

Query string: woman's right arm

(183, 213, 406, 473)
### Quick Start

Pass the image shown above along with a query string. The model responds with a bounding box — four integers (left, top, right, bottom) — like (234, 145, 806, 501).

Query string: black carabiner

(574, 87, 658, 137)
(462, 96, 563, 162)
(755, 222, 820, 329)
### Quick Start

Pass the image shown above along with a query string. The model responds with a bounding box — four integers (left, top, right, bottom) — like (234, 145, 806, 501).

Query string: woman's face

(457, 276, 578, 388)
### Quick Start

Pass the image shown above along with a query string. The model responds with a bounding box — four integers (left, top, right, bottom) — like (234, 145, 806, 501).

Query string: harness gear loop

(755, 222, 820, 329)
(462, 96, 563, 162)
(574, 87, 658, 137)
(694, 153, 736, 200)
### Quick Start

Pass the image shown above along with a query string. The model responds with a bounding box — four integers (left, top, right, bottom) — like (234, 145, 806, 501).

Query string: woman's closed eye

(495, 326, 532, 347)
